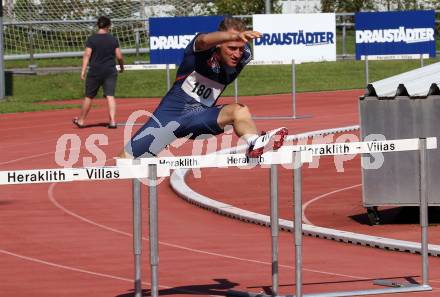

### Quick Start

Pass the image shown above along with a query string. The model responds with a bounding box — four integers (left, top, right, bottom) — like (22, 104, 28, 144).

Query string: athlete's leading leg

(217, 103, 288, 157)
(217, 103, 258, 140)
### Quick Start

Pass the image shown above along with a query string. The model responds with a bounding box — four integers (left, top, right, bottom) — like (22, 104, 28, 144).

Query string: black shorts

(85, 73, 117, 98)
(126, 96, 225, 158)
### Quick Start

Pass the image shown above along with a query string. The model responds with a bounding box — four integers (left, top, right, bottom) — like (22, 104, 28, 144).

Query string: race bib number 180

(181, 71, 225, 106)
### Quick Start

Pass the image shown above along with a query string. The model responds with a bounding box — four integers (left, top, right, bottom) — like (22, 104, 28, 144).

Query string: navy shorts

(85, 73, 117, 98)
(125, 94, 225, 158)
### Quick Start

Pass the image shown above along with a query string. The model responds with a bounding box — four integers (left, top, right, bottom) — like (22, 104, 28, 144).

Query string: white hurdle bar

(0, 163, 171, 297)
(0, 148, 312, 297)
(0, 137, 437, 297)
(116, 137, 437, 297)
(116, 149, 314, 297)
(227, 137, 436, 297)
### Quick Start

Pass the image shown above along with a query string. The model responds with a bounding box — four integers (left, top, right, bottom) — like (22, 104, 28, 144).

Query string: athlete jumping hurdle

(120, 16, 288, 159)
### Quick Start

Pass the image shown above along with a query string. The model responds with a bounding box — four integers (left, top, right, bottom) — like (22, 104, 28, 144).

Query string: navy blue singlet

(126, 34, 252, 158)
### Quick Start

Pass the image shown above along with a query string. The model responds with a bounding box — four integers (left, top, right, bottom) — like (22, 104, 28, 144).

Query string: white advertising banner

(252, 13, 336, 63)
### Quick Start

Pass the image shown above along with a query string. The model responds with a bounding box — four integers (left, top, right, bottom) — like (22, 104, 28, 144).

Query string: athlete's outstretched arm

(195, 30, 261, 51)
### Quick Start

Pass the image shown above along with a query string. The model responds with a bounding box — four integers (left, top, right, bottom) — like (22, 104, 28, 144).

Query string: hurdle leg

(419, 138, 429, 287)
(270, 164, 279, 295)
(166, 64, 171, 91)
(295, 139, 432, 296)
(148, 164, 159, 297)
(133, 179, 143, 297)
(226, 165, 281, 297)
(375, 138, 431, 292)
(291, 59, 296, 119)
(293, 152, 303, 297)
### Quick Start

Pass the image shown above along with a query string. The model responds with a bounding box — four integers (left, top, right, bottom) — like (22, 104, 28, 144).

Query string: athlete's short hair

(218, 16, 246, 32)
(97, 16, 111, 29)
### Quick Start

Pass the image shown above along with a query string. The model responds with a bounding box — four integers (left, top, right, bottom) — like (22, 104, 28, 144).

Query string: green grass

(224, 58, 438, 96)
(1, 57, 438, 114)
(0, 102, 78, 113)
(5, 57, 82, 69)
(4, 54, 149, 69)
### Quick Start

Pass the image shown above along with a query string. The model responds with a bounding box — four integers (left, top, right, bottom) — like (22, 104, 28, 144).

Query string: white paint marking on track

(302, 184, 362, 225)
(0, 248, 226, 296)
(0, 247, 151, 285)
(0, 138, 124, 166)
(0, 152, 53, 166)
(48, 183, 372, 281)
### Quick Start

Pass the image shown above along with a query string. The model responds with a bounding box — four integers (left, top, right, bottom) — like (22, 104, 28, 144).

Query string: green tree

(322, 0, 431, 12)
(321, 0, 376, 12)
(380, 0, 422, 10)
(208, 0, 282, 15)
(424, 0, 440, 9)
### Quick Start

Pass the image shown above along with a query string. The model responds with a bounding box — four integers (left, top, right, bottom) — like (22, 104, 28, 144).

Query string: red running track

(1, 90, 439, 297)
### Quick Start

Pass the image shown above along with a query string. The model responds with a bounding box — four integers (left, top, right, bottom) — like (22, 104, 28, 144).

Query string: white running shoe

(247, 127, 288, 158)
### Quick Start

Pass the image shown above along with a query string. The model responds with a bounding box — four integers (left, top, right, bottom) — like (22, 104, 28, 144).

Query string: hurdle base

(252, 115, 312, 120)
(119, 115, 313, 126)
(116, 122, 147, 126)
(227, 284, 431, 297)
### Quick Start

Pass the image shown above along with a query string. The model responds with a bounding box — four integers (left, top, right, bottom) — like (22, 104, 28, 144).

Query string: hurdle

(116, 137, 436, 297)
(227, 137, 435, 297)
(235, 60, 311, 120)
(0, 163, 170, 297)
(0, 147, 310, 297)
(115, 146, 313, 297)
(0, 137, 436, 297)
(287, 138, 432, 297)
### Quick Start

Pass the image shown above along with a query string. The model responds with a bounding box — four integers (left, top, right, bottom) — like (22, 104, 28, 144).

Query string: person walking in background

(73, 16, 124, 129)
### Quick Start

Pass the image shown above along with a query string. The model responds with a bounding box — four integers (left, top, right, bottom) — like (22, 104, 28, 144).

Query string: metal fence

(3, 18, 149, 61)
(2, 12, 440, 61)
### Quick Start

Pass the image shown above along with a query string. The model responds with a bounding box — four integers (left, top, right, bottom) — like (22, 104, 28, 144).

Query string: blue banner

(149, 16, 223, 65)
(355, 10, 436, 60)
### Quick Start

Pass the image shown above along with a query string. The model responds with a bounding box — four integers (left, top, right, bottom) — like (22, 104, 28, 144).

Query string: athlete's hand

(237, 31, 262, 42)
(80, 71, 86, 80)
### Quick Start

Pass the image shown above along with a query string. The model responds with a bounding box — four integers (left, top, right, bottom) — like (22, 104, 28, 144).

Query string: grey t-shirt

(86, 33, 119, 76)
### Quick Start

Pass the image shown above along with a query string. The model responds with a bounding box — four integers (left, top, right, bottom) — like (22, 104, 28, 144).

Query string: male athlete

(120, 17, 287, 159)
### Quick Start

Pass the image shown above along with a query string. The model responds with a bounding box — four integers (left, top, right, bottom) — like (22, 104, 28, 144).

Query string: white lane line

(0, 138, 123, 166)
(48, 183, 372, 281)
(1, 139, 65, 150)
(302, 184, 362, 225)
(0, 152, 54, 166)
(0, 247, 150, 284)
(0, 248, 226, 296)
